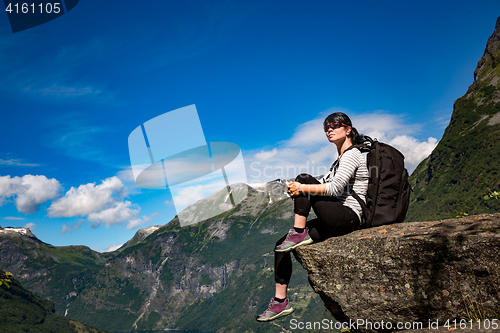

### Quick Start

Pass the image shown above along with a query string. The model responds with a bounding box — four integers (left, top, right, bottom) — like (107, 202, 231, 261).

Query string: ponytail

(349, 127, 365, 145)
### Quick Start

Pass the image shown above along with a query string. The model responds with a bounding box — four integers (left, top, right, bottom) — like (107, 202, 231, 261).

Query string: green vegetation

(0, 187, 332, 332)
(455, 199, 470, 218)
(0, 271, 12, 288)
(174, 258, 315, 333)
(453, 186, 500, 217)
(0, 270, 109, 333)
(407, 24, 500, 222)
(0, 230, 114, 315)
(461, 294, 487, 322)
(459, 288, 500, 322)
(199, 273, 213, 285)
(171, 197, 334, 333)
(136, 311, 162, 330)
(483, 185, 500, 200)
(407, 83, 500, 221)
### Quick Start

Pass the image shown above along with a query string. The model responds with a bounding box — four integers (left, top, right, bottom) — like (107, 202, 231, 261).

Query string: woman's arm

(288, 149, 361, 198)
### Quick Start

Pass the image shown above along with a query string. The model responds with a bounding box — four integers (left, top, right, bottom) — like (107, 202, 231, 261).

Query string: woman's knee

(295, 173, 318, 184)
(275, 277, 290, 285)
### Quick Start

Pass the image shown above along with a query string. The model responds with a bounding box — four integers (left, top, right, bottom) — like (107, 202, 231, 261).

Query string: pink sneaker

(274, 229, 313, 252)
(256, 298, 294, 322)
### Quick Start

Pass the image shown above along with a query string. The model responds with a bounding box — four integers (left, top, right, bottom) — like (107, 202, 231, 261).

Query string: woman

(256, 112, 369, 322)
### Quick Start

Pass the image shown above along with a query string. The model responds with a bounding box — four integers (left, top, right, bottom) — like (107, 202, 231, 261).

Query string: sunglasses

(324, 122, 350, 132)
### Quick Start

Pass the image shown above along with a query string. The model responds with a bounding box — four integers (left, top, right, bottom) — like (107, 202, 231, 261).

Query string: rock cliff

(407, 16, 500, 221)
(294, 213, 500, 332)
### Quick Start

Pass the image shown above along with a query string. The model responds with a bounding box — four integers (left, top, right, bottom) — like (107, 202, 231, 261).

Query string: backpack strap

(351, 189, 369, 226)
(346, 138, 373, 227)
(330, 144, 364, 172)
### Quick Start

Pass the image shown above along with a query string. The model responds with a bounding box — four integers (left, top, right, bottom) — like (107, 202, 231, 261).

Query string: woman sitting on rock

(256, 112, 369, 322)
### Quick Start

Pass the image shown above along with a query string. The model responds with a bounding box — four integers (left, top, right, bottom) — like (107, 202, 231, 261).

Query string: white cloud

(254, 148, 278, 161)
(126, 212, 159, 230)
(48, 176, 126, 218)
(42, 174, 161, 231)
(24, 222, 36, 230)
(0, 158, 40, 167)
(87, 201, 140, 227)
(244, 110, 438, 182)
(101, 244, 124, 253)
(287, 117, 328, 147)
(172, 185, 205, 207)
(116, 166, 137, 183)
(0, 172, 154, 233)
(61, 220, 83, 235)
(353, 113, 419, 141)
(50, 176, 157, 230)
(0, 175, 62, 214)
(167, 166, 245, 213)
(0, 177, 23, 205)
(386, 136, 438, 167)
(3, 216, 25, 220)
(355, 114, 437, 172)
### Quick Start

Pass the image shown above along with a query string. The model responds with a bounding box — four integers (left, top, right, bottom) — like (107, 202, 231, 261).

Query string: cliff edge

(294, 213, 500, 332)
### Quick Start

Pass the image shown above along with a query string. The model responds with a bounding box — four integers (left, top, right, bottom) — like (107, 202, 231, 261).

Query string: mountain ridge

(0, 180, 329, 332)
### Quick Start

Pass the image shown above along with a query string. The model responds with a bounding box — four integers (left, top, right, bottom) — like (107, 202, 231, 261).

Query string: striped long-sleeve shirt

(319, 148, 369, 221)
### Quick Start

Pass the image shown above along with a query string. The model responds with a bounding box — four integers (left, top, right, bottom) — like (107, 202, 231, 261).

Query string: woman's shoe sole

(256, 307, 295, 322)
(274, 238, 313, 252)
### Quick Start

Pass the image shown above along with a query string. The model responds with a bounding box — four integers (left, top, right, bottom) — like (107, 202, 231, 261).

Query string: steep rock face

(474, 17, 500, 87)
(294, 213, 500, 333)
(407, 17, 500, 221)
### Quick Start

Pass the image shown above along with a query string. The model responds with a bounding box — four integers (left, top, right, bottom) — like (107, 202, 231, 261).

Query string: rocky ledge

(294, 213, 500, 333)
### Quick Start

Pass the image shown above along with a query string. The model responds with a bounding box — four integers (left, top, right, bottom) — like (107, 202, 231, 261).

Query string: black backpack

(348, 136, 412, 228)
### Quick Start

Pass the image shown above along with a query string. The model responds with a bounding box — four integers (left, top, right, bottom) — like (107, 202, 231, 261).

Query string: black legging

(275, 173, 360, 285)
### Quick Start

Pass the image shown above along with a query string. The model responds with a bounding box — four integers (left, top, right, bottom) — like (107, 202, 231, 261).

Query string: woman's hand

(287, 182, 302, 197)
(288, 182, 326, 197)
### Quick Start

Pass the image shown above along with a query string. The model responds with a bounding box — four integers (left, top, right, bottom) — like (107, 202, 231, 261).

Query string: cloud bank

(244, 111, 438, 183)
(48, 176, 157, 231)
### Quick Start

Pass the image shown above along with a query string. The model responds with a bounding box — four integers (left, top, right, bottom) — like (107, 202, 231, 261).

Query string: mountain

(0, 226, 114, 315)
(116, 225, 162, 252)
(0, 180, 333, 333)
(0, 269, 109, 333)
(407, 16, 500, 221)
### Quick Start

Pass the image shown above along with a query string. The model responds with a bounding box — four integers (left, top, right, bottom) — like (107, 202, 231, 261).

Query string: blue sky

(1, 0, 499, 251)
